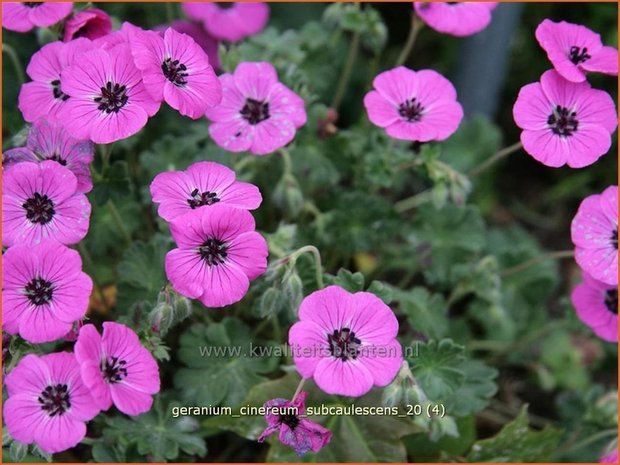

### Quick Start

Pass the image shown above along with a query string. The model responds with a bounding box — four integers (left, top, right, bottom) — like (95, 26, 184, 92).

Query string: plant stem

(100, 142, 115, 171)
(279, 147, 293, 176)
(292, 378, 306, 401)
(233, 155, 255, 173)
(469, 141, 523, 177)
(395, 13, 424, 67)
(289, 245, 325, 289)
(500, 250, 574, 278)
(331, 30, 361, 109)
(562, 429, 617, 455)
(394, 190, 432, 213)
(2, 42, 25, 85)
(107, 200, 132, 246)
(77, 242, 110, 312)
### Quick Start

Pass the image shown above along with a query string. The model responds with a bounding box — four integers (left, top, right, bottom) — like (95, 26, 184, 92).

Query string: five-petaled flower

(63, 7, 112, 42)
(150, 161, 262, 221)
(165, 204, 268, 307)
(571, 185, 618, 286)
(258, 391, 332, 456)
(2, 240, 92, 344)
(130, 26, 222, 119)
(364, 66, 463, 142)
(2, 2, 73, 33)
(535, 19, 618, 83)
(571, 272, 618, 343)
(289, 285, 403, 397)
(3, 352, 100, 454)
(413, 2, 498, 37)
(4, 118, 95, 193)
(513, 69, 617, 168)
(2, 161, 91, 247)
(75, 322, 161, 416)
(205, 61, 307, 155)
(181, 2, 269, 43)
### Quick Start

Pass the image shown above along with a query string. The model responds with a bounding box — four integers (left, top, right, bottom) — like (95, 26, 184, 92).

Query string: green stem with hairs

(395, 13, 424, 67)
(469, 141, 523, 177)
(331, 30, 361, 109)
(500, 250, 574, 278)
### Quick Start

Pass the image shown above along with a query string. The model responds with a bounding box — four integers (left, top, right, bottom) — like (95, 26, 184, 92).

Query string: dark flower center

(102, 356, 128, 384)
(612, 228, 618, 250)
(398, 98, 424, 122)
(547, 105, 578, 136)
(569, 46, 591, 65)
(24, 2, 42, 7)
(187, 188, 220, 209)
(198, 238, 228, 266)
(25, 276, 55, 306)
(328, 327, 361, 361)
(279, 413, 300, 430)
(240, 98, 270, 125)
(23, 192, 55, 224)
(94, 81, 129, 114)
(162, 57, 189, 87)
(38, 384, 71, 417)
(51, 79, 70, 101)
(49, 153, 68, 166)
(605, 289, 618, 315)
(217, 2, 234, 9)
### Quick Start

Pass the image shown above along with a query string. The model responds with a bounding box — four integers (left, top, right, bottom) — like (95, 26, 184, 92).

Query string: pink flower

(289, 285, 403, 397)
(4, 118, 94, 193)
(92, 21, 136, 50)
(535, 19, 618, 83)
(513, 70, 617, 168)
(74, 322, 160, 416)
(413, 2, 498, 37)
(600, 449, 619, 463)
(258, 391, 332, 456)
(61, 44, 160, 144)
(571, 272, 617, 343)
(2, 161, 91, 247)
(571, 186, 618, 286)
(2, 2, 73, 33)
(130, 26, 222, 119)
(3, 352, 99, 454)
(364, 66, 463, 142)
(150, 161, 262, 221)
(2, 240, 92, 344)
(156, 20, 221, 71)
(205, 62, 307, 155)
(165, 204, 268, 308)
(63, 8, 112, 42)
(181, 2, 269, 42)
(18, 38, 92, 124)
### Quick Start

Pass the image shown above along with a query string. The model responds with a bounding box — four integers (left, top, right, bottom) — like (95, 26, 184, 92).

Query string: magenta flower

(513, 70, 617, 168)
(571, 186, 618, 286)
(413, 2, 498, 37)
(2, 2, 73, 33)
(156, 20, 221, 71)
(181, 2, 269, 43)
(364, 66, 463, 142)
(258, 391, 332, 456)
(2, 240, 92, 344)
(165, 204, 268, 308)
(3, 352, 99, 454)
(74, 322, 160, 416)
(289, 285, 403, 397)
(2, 161, 91, 247)
(150, 161, 262, 221)
(600, 449, 619, 463)
(61, 44, 160, 144)
(535, 19, 618, 83)
(18, 38, 92, 124)
(205, 62, 306, 155)
(4, 118, 94, 193)
(63, 7, 112, 42)
(130, 26, 222, 119)
(571, 272, 617, 343)
(92, 21, 136, 50)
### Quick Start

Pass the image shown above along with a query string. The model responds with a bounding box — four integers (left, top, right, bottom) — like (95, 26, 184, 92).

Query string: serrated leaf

(327, 268, 365, 292)
(397, 287, 448, 339)
(467, 406, 562, 462)
(446, 360, 498, 417)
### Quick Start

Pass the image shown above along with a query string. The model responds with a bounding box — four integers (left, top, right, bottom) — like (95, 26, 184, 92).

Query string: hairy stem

(288, 245, 325, 289)
(292, 377, 306, 401)
(395, 13, 424, 67)
(500, 250, 574, 278)
(331, 30, 361, 109)
(469, 141, 523, 177)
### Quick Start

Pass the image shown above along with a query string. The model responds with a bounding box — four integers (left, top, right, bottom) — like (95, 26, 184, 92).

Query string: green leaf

(446, 360, 498, 417)
(466, 406, 562, 462)
(91, 160, 131, 206)
(396, 287, 449, 340)
(366, 280, 393, 304)
(326, 268, 365, 292)
(175, 319, 279, 407)
(403, 415, 477, 460)
(409, 339, 466, 402)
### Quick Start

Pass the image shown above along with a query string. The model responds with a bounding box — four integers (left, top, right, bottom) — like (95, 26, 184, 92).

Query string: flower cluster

(150, 161, 267, 308)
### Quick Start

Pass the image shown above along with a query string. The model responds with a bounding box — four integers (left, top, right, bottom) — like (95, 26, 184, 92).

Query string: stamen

(327, 328, 361, 361)
(547, 105, 579, 137)
(240, 98, 270, 125)
(161, 58, 189, 87)
(23, 192, 55, 224)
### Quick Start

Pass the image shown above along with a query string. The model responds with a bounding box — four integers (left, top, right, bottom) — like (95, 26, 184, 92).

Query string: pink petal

(313, 357, 374, 397)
